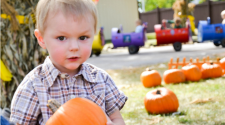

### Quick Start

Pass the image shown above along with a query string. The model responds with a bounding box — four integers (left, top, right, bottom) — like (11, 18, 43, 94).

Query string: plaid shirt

(10, 56, 127, 125)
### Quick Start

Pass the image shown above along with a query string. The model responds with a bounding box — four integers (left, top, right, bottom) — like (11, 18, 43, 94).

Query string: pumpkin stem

(156, 90, 161, 94)
(146, 68, 151, 71)
(209, 60, 213, 65)
(47, 99, 61, 114)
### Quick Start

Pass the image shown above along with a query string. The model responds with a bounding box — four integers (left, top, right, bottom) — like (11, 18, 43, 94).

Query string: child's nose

(69, 39, 79, 51)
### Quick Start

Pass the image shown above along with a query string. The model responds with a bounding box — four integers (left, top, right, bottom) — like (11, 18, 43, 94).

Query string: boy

(221, 10, 225, 24)
(10, 0, 127, 125)
(135, 19, 143, 33)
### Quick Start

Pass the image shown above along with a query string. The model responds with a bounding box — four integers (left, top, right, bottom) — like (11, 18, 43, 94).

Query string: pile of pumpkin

(141, 57, 225, 114)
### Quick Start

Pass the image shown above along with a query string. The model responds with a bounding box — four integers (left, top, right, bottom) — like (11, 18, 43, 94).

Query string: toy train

(198, 17, 225, 47)
(154, 22, 190, 51)
(111, 24, 147, 54)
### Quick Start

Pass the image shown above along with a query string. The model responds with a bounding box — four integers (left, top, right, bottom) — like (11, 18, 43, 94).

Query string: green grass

(106, 63, 225, 125)
(146, 32, 156, 40)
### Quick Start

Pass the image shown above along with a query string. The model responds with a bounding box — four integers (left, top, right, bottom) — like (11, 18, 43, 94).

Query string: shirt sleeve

(167, 20, 175, 24)
(10, 78, 41, 125)
(104, 75, 128, 116)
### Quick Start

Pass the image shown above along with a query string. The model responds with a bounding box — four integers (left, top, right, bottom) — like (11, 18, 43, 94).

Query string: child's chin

(66, 65, 79, 70)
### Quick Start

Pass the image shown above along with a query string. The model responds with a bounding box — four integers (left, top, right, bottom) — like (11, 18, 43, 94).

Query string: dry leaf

(190, 98, 214, 104)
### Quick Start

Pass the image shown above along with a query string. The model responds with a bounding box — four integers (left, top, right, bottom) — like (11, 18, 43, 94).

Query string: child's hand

(107, 121, 114, 125)
(106, 114, 114, 125)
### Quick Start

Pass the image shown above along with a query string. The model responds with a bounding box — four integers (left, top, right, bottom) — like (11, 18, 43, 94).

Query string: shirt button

(60, 74, 66, 79)
(70, 95, 76, 99)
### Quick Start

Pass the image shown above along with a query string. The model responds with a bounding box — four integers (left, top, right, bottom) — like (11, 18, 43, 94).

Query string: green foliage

(1, 0, 47, 108)
(144, 0, 195, 12)
(145, 0, 176, 12)
(199, 0, 225, 4)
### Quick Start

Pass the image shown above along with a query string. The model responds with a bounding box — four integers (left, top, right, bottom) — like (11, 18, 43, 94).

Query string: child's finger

(106, 121, 113, 125)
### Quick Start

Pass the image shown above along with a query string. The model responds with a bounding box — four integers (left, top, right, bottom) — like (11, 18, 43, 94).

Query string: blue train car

(198, 17, 225, 47)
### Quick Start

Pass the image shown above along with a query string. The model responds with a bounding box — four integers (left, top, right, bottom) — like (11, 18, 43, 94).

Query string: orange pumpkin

(144, 88, 179, 114)
(140, 68, 161, 88)
(46, 98, 107, 125)
(201, 62, 223, 79)
(220, 57, 225, 70)
(182, 64, 201, 82)
(163, 69, 185, 84)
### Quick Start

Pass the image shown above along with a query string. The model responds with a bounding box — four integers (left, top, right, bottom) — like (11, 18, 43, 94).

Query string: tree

(144, 0, 177, 12)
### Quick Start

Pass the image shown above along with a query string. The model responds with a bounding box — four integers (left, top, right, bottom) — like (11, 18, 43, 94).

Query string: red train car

(154, 24, 190, 51)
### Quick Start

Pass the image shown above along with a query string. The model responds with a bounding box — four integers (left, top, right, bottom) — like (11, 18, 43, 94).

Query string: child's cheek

(82, 45, 92, 56)
(51, 48, 65, 62)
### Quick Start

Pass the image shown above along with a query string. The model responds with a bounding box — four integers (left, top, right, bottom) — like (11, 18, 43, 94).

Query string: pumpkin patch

(46, 98, 107, 125)
(140, 68, 162, 88)
(144, 88, 179, 114)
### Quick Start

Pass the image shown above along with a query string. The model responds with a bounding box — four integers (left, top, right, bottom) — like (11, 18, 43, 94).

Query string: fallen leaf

(190, 98, 214, 104)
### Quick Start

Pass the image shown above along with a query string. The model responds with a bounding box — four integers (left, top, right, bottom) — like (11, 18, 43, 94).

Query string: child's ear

(34, 29, 46, 49)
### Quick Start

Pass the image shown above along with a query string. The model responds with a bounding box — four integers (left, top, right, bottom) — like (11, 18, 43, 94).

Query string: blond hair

(221, 10, 225, 19)
(35, 0, 97, 35)
(174, 17, 181, 24)
(136, 19, 142, 25)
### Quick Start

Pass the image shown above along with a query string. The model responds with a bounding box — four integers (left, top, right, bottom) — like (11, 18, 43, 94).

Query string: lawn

(106, 63, 225, 125)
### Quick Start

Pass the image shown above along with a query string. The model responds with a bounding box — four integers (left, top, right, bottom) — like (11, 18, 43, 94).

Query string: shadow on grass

(164, 76, 225, 85)
(147, 111, 186, 117)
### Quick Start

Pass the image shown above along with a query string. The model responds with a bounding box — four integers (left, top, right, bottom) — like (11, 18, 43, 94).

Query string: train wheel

(213, 41, 220, 47)
(221, 39, 225, 48)
(128, 45, 139, 54)
(95, 51, 101, 56)
(173, 42, 182, 51)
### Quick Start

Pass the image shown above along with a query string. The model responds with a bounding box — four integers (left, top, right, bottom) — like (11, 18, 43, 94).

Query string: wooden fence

(140, 1, 225, 33)
(168, 56, 221, 69)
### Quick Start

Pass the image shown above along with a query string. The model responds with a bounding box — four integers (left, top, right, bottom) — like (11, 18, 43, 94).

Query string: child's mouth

(68, 57, 79, 61)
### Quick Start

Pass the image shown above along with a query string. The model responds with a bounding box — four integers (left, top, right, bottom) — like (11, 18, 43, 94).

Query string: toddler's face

(223, 14, 225, 19)
(37, 11, 95, 76)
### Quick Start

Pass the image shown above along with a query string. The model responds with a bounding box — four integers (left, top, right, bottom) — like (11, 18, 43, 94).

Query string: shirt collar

(77, 63, 104, 84)
(41, 57, 103, 88)
(41, 56, 60, 88)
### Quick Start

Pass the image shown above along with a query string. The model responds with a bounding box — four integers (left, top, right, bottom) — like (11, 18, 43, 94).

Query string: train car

(154, 22, 190, 51)
(91, 27, 105, 57)
(111, 24, 147, 54)
(198, 17, 225, 47)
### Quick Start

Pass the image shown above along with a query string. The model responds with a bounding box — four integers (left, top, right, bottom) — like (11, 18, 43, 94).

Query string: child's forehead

(43, 10, 95, 33)
(46, 9, 94, 24)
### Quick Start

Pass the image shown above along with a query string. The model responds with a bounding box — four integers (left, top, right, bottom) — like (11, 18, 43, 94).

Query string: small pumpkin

(163, 69, 185, 84)
(46, 98, 107, 125)
(220, 57, 225, 70)
(140, 68, 162, 88)
(182, 64, 202, 82)
(201, 62, 223, 79)
(144, 88, 179, 114)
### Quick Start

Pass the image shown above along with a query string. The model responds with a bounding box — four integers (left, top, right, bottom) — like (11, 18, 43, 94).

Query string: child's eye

(79, 36, 88, 40)
(57, 36, 66, 41)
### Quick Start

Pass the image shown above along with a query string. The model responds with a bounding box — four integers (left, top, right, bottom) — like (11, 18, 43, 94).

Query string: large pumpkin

(144, 88, 179, 114)
(201, 62, 223, 79)
(182, 64, 201, 82)
(140, 68, 161, 88)
(46, 98, 107, 125)
(163, 69, 185, 84)
(220, 57, 225, 70)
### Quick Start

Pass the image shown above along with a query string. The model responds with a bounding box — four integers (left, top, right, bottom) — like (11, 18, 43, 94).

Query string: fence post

(157, 7, 161, 24)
